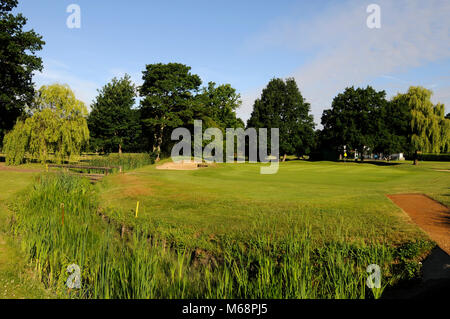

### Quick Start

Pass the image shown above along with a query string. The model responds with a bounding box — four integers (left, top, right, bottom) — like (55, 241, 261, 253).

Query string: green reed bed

(86, 153, 155, 173)
(8, 174, 431, 298)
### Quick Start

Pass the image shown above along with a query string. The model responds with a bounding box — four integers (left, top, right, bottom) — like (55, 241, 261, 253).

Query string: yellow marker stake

(46, 164, 48, 172)
(135, 201, 139, 218)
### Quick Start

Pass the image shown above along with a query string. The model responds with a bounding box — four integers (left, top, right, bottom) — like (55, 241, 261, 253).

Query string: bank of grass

(8, 160, 447, 298)
(0, 170, 54, 299)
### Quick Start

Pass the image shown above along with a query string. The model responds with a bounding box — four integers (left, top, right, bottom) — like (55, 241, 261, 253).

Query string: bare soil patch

(0, 163, 41, 173)
(387, 194, 450, 254)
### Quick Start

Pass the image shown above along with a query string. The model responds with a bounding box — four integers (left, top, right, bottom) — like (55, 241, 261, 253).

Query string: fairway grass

(98, 160, 450, 250)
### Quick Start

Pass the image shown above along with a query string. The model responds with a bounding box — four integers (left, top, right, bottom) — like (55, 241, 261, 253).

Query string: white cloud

(34, 59, 99, 111)
(240, 0, 450, 124)
(236, 87, 262, 124)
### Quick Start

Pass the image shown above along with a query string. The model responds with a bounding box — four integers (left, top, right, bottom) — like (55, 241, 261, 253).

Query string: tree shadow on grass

(354, 160, 402, 166)
(382, 246, 450, 299)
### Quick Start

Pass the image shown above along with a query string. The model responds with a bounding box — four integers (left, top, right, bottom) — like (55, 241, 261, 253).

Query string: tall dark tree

(139, 63, 202, 161)
(283, 78, 315, 158)
(88, 75, 139, 153)
(0, 0, 45, 146)
(373, 97, 411, 156)
(321, 86, 387, 160)
(247, 78, 315, 161)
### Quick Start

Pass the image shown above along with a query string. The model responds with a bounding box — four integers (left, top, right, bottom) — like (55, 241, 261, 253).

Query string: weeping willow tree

(436, 103, 450, 153)
(3, 84, 89, 165)
(393, 86, 449, 165)
(3, 121, 30, 165)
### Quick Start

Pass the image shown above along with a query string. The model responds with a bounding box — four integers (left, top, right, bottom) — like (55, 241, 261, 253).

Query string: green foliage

(88, 75, 141, 153)
(319, 85, 449, 161)
(436, 104, 450, 153)
(406, 87, 442, 153)
(247, 78, 315, 160)
(3, 84, 89, 164)
(138, 63, 244, 159)
(139, 63, 202, 160)
(391, 86, 449, 162)
(87, 153, 155, 172)
(320, 86, 387, 159)
(3, 120, 30, 165)
(394, 240, 433, 280)
(0, 0, 45, 146)
(196, 81, 243, 130)
(374, 97, 411, 155)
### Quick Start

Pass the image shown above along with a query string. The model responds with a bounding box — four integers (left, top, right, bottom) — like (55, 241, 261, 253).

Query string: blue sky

(16, 0, 450, 125)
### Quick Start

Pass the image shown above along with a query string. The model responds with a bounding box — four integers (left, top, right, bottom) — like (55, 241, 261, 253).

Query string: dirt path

(383, 193, 450, 299)
(0, 163, 41, 173)
(387, 194, 450, 254)
(0, 164, 104, 183)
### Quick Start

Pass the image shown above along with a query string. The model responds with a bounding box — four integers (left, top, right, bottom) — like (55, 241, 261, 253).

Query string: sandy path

(387, 194, 450, 254)
(0, 163, 41, 173)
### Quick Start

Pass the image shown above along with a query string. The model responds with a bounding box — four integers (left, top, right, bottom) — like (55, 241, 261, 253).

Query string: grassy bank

(0, 170, 53, 299)
(7, 159, 448, 298)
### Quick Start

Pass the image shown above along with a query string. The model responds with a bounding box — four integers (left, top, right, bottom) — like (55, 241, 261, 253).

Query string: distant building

(365, 152, 405, 160)
(391, 153, 405, 160)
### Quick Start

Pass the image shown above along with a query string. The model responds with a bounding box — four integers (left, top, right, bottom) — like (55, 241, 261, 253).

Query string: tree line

(88, 64, 244, 162)
(1, 0, 449, 165)
(317, 86, 450, 164)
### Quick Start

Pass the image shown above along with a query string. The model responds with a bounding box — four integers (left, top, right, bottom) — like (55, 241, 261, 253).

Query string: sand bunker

(156, 161, 209, 171)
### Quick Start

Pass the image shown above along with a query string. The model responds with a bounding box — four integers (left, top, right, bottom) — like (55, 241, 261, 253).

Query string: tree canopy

(138, 63, 244, 160)
(3, 84, 89, 164)
(196, 81, 244, 130)
(373, 94, 411, 156)
(139, 63, 202, 160)
(0, 0, 45, 146)
(88, 74, 140, 153)
(248, 78, 315, 161)
(320, 86, 387, 160)
(391, 86, 449, 163)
